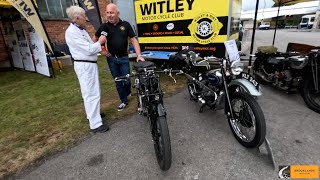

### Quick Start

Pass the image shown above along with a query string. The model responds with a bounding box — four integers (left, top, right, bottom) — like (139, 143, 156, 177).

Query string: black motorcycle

(253, 48, 320, 113)
(174, 51, 266, 148)
(115, 61, 182, 171)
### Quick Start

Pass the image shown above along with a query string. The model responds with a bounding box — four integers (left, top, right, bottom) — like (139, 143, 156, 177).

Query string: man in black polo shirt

(94, 3, 144, 111)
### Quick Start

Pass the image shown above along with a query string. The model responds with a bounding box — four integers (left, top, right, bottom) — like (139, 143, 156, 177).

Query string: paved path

(19, 86, 320, 180)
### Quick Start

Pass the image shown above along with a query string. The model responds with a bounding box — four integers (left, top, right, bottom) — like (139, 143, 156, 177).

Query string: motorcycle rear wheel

(150, 106, 172, 171)
(301, 78, 320, 113)
(227, 92, 266, 148)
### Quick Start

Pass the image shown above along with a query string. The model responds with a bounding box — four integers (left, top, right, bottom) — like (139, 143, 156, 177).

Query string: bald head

(106, 3, 120, 24)
(106, 3, 119, 12)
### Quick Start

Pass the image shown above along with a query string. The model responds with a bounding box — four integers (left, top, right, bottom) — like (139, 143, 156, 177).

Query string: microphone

(101, 31, 108, 36)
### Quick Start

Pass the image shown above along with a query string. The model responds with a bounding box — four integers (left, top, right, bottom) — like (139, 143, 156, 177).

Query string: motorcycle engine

(202, 74, 218, 107)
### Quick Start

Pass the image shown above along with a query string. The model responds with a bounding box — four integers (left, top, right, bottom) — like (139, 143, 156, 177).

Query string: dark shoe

(91, 124, 109, 133)
(100, 113, 106, 118)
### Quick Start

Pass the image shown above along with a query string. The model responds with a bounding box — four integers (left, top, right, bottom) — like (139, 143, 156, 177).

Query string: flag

(78, 0, 102, 30)
(7, 0, 53, 53)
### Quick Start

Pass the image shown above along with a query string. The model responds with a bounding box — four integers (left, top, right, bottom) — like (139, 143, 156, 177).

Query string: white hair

(66, 6, 85, 22)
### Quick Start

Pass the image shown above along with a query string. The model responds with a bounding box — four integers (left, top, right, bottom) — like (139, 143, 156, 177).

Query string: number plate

(240, 72, 260, 90)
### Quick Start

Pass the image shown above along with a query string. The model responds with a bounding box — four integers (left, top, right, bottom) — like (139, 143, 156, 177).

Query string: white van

(298, 14, 316, 29)
(259, 22, 271, 30)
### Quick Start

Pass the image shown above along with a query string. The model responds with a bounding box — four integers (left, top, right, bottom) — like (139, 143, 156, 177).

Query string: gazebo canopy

(273, 0, 316, 6)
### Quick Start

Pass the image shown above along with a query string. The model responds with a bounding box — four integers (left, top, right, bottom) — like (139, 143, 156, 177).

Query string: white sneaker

(118, 103, 127, 111)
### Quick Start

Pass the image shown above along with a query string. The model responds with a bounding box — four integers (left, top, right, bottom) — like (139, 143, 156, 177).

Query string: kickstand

(199, 105, 205, 113)
(258, 137, 277, 170)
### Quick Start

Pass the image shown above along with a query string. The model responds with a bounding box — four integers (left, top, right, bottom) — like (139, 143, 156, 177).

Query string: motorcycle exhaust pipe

(254, 71, 272, 83)
(215, 91, 225, 110)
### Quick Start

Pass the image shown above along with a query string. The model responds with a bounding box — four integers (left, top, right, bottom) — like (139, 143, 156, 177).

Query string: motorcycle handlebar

(114, 69, 184, 82)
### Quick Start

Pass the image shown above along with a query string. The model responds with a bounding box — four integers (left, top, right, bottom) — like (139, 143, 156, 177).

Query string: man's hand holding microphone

(99, 31, 110, 57)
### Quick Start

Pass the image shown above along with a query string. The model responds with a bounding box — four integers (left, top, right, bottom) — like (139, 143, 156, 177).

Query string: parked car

(259, 22, 270, 30)
(297, 14, 315, 29)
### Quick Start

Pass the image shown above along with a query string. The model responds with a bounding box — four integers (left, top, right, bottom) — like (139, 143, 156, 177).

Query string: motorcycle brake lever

(176, 70, 184, 75)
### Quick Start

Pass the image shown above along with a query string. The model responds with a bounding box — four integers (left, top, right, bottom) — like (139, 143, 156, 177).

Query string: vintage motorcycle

(172, 51, 266, 148)
(253, 47, 320, 113)
(115, 61, 181, 171)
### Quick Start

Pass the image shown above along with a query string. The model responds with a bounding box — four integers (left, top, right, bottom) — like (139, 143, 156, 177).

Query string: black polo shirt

(95, 19, 136, 56)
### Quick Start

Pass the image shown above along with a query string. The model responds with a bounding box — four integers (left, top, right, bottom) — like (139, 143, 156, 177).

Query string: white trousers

(74, 62, 103, 129)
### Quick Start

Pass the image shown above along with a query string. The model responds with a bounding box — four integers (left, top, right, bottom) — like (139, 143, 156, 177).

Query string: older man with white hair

(65, 5, 109, 133)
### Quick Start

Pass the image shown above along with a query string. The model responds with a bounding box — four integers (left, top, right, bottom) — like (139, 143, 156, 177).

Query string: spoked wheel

(301, 78, 320, 113)
(227, 92, 266, 148)
(150, 106, 172, 171)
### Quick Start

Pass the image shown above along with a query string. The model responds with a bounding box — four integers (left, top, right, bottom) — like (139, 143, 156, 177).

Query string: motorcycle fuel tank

(289, 55, 308, 69)
(208, 74, 220, 85)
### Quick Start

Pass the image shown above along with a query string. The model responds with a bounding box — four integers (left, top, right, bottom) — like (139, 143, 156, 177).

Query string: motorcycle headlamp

(231, 61, 244, 75)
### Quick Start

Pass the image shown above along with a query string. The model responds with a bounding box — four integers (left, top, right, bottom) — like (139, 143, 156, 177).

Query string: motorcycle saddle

(190, 60, 211, 72)
(133, 61, 156, 73)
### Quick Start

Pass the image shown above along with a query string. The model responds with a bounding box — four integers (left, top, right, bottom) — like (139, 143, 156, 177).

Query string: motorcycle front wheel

(301, 78, 320, 113)
(150, 105, 172, 171)
(227, 92, 266, 148)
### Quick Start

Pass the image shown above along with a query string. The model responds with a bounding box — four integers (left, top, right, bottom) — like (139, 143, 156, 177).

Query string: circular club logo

(166, 23, 174, 30)
(120, 26, 125, 31)
(153, 24, 158, 31)
(188, 13, 223, 45)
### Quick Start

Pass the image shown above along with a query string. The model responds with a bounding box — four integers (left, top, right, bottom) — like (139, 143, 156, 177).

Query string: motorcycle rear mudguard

(228, 79, 262, 97)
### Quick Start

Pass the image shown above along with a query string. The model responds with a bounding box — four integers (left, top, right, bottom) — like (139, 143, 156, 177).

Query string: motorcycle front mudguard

(156, 102, 166, 117)
(228, 79, 262, 97)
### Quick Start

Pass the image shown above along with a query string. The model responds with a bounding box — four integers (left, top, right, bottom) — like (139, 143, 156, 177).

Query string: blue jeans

(107, 56, 131, 104)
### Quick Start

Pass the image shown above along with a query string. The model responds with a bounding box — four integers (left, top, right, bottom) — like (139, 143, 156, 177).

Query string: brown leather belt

(74, 60, 97, 63)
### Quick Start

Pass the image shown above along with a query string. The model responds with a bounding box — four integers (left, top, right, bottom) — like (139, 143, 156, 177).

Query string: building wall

(0, 0, 111, 67)
(43, 0, 111, 45)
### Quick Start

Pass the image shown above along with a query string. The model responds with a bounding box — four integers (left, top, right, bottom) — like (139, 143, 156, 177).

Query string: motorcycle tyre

(152, 114, 172, 171)
(301, 78, 320, 113)
(228, 92, 266, 148)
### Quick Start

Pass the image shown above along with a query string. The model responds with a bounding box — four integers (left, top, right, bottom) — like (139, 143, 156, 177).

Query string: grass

(0, 56, 186, 178)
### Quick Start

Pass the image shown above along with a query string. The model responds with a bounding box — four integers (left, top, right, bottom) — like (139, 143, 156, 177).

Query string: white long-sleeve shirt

(65, 23, 101, 61)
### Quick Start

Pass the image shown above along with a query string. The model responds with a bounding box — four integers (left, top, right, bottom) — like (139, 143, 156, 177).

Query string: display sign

(28, 25, 50, 77)
(14, 20, 35, 72)
(7, 0, 53, 53)
(4, 21, 24, 69)
(134, 0, 242, 57)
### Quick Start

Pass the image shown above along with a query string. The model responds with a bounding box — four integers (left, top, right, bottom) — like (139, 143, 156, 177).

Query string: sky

(242, 0, 275, 11)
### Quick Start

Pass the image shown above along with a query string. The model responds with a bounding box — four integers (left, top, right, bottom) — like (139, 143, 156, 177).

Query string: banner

(28, 25, 50, 77)
(78, 0, 102, 30)
(14, 20, 35, 72)
(134, 0, 242, 57)
(4, 21, 24, 69)
(7, 0, 53, 53)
